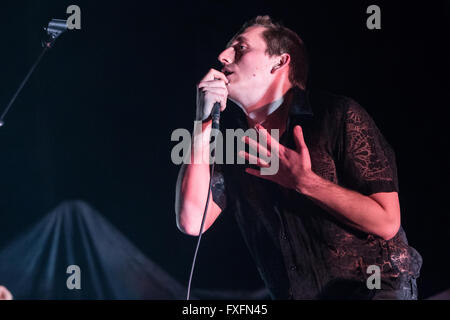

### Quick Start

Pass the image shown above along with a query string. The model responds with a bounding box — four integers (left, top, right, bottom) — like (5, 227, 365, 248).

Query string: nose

(218, 46, 234, 65)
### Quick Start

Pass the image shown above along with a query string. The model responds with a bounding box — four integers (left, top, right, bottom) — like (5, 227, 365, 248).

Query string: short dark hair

(228, 15, 308, 89)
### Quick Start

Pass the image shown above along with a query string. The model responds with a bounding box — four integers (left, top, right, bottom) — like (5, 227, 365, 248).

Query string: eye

(234, 44, 246, 51)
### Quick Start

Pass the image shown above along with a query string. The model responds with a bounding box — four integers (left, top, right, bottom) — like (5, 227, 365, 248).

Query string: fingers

(238, 150, 271, 168)
(244, 167, 274, 183)
(255, 123, 280, 153)
(197, 76, 229, 113)
(241, 135, 271, 159)
(245, 167, 262, 177)
(197, 79, 227, 90)
(293, 125, 306, 151)
(197, 84, 228, 101)
(201, 89, 227, 109)
(199, 87, 227, 96)
(200, 68, 229, 84)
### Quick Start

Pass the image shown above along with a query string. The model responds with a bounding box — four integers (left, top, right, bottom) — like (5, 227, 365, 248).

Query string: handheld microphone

(186, 101, 222, 300)
(211, 102, 221, 130)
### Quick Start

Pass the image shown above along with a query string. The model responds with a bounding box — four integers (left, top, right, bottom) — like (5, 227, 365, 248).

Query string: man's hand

(0, 286, 13, 300)
(239, 123, 400, 240)
(196, 68, 229, 121)
(239, 123, 314, 193)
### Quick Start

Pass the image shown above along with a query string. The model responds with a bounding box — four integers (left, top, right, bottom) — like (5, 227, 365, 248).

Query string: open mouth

(223, 70, 234, 76)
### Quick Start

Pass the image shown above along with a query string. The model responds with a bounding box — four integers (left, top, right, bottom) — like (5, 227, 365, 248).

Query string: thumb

(293, 125, 306, 151)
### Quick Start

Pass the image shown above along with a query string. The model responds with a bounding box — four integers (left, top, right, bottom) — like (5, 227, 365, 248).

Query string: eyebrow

(226, 35, 250, 48)
(235, 35, 249, 43)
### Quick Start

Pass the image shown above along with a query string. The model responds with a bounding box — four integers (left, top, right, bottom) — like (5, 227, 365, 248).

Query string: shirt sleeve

(340, 99, 399, 195)
(211, 163, 227, 211)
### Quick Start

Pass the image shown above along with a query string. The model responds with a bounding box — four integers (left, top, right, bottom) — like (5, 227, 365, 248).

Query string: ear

(271, 53, 290, 73)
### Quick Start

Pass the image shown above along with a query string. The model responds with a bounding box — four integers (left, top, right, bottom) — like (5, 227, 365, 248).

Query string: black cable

(186, 161, 217, 300)
(186, 103, 221, 300)
(0, 46, 48, 127)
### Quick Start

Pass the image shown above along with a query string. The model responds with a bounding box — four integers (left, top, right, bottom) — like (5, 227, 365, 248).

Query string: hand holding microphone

(186, 68, 229, 300)
(196, 68, 229, 122)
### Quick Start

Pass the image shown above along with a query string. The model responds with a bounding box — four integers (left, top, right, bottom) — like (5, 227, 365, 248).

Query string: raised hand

(239, 123, 313, 193)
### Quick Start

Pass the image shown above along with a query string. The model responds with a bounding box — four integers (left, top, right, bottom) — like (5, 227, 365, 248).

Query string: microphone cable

(186, 102, 221, 300)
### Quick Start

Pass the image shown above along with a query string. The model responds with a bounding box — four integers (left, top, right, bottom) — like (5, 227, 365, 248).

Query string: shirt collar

(287, 86, 313, 117)
(229, 86, 313, 130)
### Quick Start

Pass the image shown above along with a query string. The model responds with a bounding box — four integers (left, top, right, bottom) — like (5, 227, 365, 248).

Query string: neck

(232, 74, 292, 114)
(246, 95, 284, 124)
(247, 75, 292, 113)
(246, 85, 295, 136)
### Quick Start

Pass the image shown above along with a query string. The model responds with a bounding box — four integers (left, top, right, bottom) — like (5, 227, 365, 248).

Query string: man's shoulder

(307, 89, 373, 125)
(308, 89, 363, 114)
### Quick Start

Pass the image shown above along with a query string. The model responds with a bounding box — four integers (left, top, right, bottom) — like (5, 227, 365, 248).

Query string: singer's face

(218, 26, 278, 104)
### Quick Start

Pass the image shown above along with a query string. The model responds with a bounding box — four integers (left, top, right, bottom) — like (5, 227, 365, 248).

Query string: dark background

(0, 0, 448, 299)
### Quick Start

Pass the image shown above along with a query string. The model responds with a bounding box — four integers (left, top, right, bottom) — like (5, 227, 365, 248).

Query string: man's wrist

(190, 119, 213, 164)
(295, 170, 322, 196)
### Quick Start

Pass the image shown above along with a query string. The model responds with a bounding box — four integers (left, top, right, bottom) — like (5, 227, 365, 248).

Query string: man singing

(175, 15, 422, 299)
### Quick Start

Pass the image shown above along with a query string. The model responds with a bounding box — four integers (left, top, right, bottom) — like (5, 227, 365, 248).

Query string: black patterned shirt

(212, 86, 422, 299)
